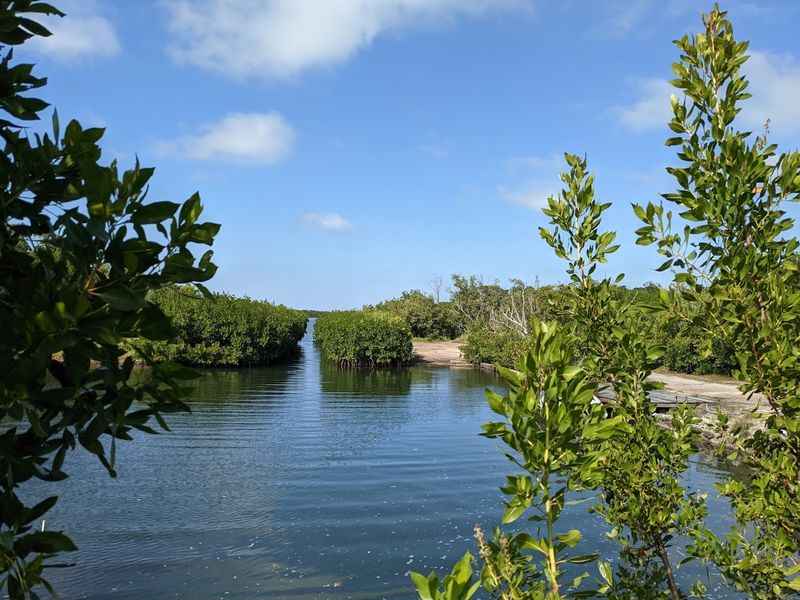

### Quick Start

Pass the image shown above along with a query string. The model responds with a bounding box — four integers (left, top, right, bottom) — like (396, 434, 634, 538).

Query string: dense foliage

(460, 325, 528, 367)
(128, 287, 307, 367)
(658, 318, 736, 374)
(456, 280, 736, 374)
(314, 311, 414, 367)
(367, 290, 462, 340)
(0, 2, 220, 595)
(373, 274, 735, 374)
(413, 6, 800, 600)
(635, 7, 800, 596)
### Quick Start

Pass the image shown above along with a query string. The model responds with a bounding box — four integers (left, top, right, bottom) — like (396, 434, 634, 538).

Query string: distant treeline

(370, 275, 736, 375)
(126, 287, 308, 367)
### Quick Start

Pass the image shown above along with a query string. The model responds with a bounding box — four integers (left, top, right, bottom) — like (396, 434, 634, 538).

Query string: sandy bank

(413, 340, 763, 415)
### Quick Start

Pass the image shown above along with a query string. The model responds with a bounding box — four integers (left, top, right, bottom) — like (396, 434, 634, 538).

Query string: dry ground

(412, 339, 470, 368)
(413, 340, 764, 416)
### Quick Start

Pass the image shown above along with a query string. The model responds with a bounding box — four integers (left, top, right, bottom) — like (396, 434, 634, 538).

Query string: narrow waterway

(39, 321, 738, 598)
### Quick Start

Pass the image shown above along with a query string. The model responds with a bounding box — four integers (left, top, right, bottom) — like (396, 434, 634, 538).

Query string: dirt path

(414, 340, 764, 417)
(413, 339, 471, 368)
(650, 371, 740, 398)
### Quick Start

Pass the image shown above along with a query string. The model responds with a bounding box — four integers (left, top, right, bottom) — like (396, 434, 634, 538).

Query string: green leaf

(563, 553, 598, 565)
(133, 201, 180, 225)
(410, 572, 435, 600)
(598, 560, 613, 585)
(154, 361, 200, 381)
(188, 222, 221, 245)
(502, 502, 527, 524)
(485, 390, 506, 415)
(15, 531, 77, 556)
(93, 286, 146, 312)
(179, 192, 202, 226)
(557, 529, 582, 548)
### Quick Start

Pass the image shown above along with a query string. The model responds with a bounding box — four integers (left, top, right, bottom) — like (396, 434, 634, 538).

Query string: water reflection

(185, 364, 297, 404)
(318, 359, 416, 397)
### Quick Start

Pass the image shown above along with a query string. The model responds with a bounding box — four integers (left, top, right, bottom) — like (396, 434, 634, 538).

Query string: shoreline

(413, 339, 763, 419)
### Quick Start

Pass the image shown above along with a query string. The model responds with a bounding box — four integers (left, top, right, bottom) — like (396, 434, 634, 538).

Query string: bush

(314, 311, 414, 367)
(128, 287, 307, 367)
(656, 318, 736, 375)
(460, 325, 529, 368)
(369, 290, 463, 340)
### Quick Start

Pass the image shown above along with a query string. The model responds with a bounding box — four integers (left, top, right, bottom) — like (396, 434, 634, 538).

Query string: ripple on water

(32, 323, 739, 599)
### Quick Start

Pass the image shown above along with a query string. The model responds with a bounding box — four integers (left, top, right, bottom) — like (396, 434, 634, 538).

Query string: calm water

(38, 321, 737, 599)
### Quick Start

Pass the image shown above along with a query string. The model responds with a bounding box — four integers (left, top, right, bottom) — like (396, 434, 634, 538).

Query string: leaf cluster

(477, 320, 605, 598)
(632, 6, 800, 597)
(0, 2, 220, 594)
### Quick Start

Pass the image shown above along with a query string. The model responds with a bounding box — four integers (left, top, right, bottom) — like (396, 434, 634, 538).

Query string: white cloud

(301, 212, 353, 232)
(616, 78, 672, 132)
(499, 184, 554, 209)
(27, 1, 120, 61)
(163, 0, 531, 79)
(592, 0, 653, 38)
(616, 51, 800, 136)
(743, 51, 800, 135)
(157, 112, 295, 164)
(588, 0, 773, 40)
(499, 152, 563, 209)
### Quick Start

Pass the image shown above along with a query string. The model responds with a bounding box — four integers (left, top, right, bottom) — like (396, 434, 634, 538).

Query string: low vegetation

(375, 276, 737, 374)
(128, 287, 307, 367)
(459, 325, 527, 367)
(366, 290, 462, 340)
(314, 311, 413, 367)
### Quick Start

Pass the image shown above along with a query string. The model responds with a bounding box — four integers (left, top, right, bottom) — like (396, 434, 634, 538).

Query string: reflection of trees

(185, 362, 297, 405)
(316, 364, 438, 462)
(318, 359, 419, 397)
(446, 367, 500, 393)
(442, 367, 503, 419)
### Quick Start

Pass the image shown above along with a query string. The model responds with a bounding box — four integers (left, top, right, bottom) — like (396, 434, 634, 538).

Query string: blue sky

(19, 0, 800, 309)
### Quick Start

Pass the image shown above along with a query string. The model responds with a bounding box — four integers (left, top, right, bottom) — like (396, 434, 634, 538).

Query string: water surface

(40, 322, 737, 598)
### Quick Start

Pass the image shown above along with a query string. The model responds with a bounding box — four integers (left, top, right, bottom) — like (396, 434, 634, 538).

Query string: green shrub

(651, 314, 736, 375)
(368, 290, 463, 340)
(128, 287, 307, 367)
(314, 310, 414, 367)
(460, 325, 529, 368)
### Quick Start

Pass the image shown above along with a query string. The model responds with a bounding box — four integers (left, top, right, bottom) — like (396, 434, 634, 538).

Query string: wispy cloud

(744, 51, 800, 135)
(615, 78, 672, 132)
(163, 0, 532, 79)
(499, 153, 563, 210)
(156, 112, 295, 165)
(586, 0, 776, 40)
(591, 0, 653, 39)
(498, 184, 553, 209)
(301, 212, 353, 232)
(27, 1, 120, 61)
(615, 50, 800, 135)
